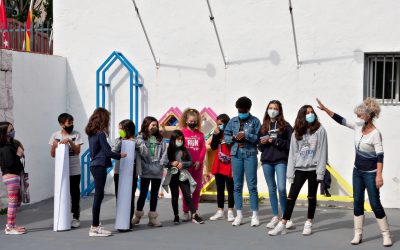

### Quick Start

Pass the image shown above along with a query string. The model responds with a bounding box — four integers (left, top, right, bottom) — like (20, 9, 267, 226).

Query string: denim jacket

(224, 114, 261, 156)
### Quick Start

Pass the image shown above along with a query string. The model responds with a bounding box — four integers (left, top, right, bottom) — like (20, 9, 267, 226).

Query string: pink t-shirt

(182, 127, 206, 164)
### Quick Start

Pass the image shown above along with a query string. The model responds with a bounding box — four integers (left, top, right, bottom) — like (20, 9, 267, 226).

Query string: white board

(115, 140, 136, 230)
(53, 143, 71, 231)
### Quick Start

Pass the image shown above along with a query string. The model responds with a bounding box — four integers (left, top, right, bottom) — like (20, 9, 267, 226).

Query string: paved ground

(0, 196, 398, 250)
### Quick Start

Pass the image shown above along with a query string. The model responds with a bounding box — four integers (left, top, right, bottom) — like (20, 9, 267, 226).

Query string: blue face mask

(306, 113, 316, 124)
(8, 130, 15, 139)
(218, 124, 224, 131)
(238, 113, 249, 120)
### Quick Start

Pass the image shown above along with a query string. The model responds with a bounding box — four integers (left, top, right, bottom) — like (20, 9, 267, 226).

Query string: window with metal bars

(364, 53, 400, 105)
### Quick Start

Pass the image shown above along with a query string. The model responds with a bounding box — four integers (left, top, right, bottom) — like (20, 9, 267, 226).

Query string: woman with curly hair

(316, 98, 392, 247)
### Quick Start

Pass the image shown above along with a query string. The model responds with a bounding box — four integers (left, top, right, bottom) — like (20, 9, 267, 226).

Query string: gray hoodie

(287, 126, 328, 183)
(136, 134, 168, 179)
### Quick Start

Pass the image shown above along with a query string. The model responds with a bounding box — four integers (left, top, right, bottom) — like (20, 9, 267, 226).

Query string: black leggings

(70, 175, 81, 220)
(282, 170, 318, 221)
(137, 178, 162, 212)
(114, 171, 138, 223)
(214, 173, 234, 209)
(169, 174, 196, 216)
(91, 166, 107, 227)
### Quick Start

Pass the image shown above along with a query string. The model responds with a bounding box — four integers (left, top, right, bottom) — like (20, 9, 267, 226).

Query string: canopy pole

(288, 0, 300, 67)
(206, 0, 228, 68)
(131, 0, 160, 68)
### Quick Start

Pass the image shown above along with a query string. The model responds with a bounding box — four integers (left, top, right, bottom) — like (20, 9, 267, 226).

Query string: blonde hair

(354, 97, 381, 120)
(179, 108, 202, 130)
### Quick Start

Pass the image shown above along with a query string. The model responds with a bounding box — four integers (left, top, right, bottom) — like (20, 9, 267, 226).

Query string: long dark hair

(140, 116, 162, 141)
(293, 105, 321, 140)
(167, 130, 188, 162)
(119, 119, 135, 139)
(261, 100, 287, 135)
(0, 121, 12, 145)
(85, 108, 111, 136)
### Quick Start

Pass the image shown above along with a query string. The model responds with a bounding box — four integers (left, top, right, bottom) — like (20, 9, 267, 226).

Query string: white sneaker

(232, 216, 243, 226)
(209, 210, 225, 221)
(227, 210, 235, 222)
(302, 221, 313, 235)
(182, 213, 190, 222)
(268, 222, 287, 236)
(251, 216, 260, 227)
(285, 220, 294, 229)
(89, 225, 112, 237)
(71, 219, 80, 228)
(266, 216, 279, 229)
(4, 225, 26, 235)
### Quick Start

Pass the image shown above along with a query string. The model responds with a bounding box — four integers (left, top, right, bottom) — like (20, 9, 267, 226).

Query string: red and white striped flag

(0, 0, 9, 48)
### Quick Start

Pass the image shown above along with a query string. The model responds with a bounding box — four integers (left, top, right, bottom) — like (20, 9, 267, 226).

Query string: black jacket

(258, 122, 293, 164)
(0, 140, 24, 175)
(89, 132, 121, 167)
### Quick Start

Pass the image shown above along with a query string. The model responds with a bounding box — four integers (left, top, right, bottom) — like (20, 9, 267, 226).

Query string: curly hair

(354, 97, 381, 120)
(178, 108, 202, 130)
(261, 100, 287, 135)
(235, 96, 252, 110)
(293, 105, 321, 140)
(85, 108, 111, 136)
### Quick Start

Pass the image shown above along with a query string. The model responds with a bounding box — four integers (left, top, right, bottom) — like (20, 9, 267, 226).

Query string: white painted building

(5, 0, 399, 207)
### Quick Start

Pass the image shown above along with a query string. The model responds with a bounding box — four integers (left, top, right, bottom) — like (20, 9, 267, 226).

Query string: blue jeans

(353, 167, 386, 219)
(262, 163, 287, 216)
(231, 148, 258, 211)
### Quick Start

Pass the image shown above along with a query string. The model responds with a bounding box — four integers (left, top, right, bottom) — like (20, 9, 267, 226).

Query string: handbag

(19, 157, 30, 204)
(218, 144, 231, 164)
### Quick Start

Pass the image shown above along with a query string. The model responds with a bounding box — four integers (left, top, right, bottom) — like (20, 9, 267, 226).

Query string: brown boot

(131, 210, 144, 225)
(148, 211, 162, 227)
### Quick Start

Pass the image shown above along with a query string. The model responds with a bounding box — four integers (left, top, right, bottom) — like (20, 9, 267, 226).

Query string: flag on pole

(0, 0, 9, 48)
(25, 0, 34, 52)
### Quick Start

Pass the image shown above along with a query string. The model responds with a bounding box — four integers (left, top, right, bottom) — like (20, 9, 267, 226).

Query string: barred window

(364, 53, 400, 105)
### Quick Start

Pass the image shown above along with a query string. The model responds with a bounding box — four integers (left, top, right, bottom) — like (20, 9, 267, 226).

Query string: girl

(209, 114, 235, 222)
(224, 96, 261, 227)
(317, 98, 392, 247)
(112, 119, 145, 231)
(268, 105, 328, 236)
(179, 109, 206, 221)
(85, 108, 127, 237)
(162, 130, 204, 224)
(259, 100, 294, 229)
(131, 116, 167, 227)
(0, 121, 26, 235)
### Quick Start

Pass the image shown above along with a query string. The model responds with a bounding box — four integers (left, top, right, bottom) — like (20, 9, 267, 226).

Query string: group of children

(0, 96, 393, 246)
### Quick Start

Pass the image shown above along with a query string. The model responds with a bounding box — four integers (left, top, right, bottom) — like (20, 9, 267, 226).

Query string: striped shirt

(332, 113, 384, 172)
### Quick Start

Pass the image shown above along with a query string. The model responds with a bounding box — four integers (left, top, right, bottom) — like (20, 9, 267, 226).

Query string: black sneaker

(173, 215, 180, 225)
(192, 214, 204, 224)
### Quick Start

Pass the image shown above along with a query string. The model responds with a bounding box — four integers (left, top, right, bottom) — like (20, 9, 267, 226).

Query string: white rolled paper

(53, 143, 71, 231)
(115, 140, 136, 230)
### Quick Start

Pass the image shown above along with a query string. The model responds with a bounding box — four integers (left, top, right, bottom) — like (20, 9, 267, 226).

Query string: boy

(49, 113, 83, 228)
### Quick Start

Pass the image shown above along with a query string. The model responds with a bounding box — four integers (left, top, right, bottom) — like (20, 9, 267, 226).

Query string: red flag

(25, 0, 33, 51)
(0, 0, 9, 48)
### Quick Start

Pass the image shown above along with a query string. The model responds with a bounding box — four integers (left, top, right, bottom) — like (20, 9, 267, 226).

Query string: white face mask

(268, 109, 279, 119)
(355, 117, 366, 126)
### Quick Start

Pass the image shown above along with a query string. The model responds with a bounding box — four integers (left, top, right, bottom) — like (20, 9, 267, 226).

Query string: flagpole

(288, 0, 300, 67)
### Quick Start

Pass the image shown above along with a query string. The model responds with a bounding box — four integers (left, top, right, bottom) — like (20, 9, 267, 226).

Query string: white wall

(12, 51, 67, 203)
(54, 0, 400, 207)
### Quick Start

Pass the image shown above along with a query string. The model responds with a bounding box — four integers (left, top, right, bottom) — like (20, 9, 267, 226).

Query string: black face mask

(188, 122, 197, 129)
(64, 125, 74, 134)
(150, 127, 159, 135)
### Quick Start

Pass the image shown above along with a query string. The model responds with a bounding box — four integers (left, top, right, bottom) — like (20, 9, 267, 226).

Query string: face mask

(355, 118, 367, 126)
(306, 113, 316, 124)
(64, 125, 74, 134)
(176, 141, 183, 147)
(268, 109, 279, 119)
(150, 127, 159, 135)
(187, 122, 197, 129)
(238, 113, 249, 120)
(119, 129, 127, 138)
(218, 124, 224, 131)
(7, 130, 15, 139)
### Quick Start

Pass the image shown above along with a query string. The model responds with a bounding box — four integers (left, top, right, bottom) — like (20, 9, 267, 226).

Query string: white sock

(236, 210, 243, 217)
(252, 211, 258, 217)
